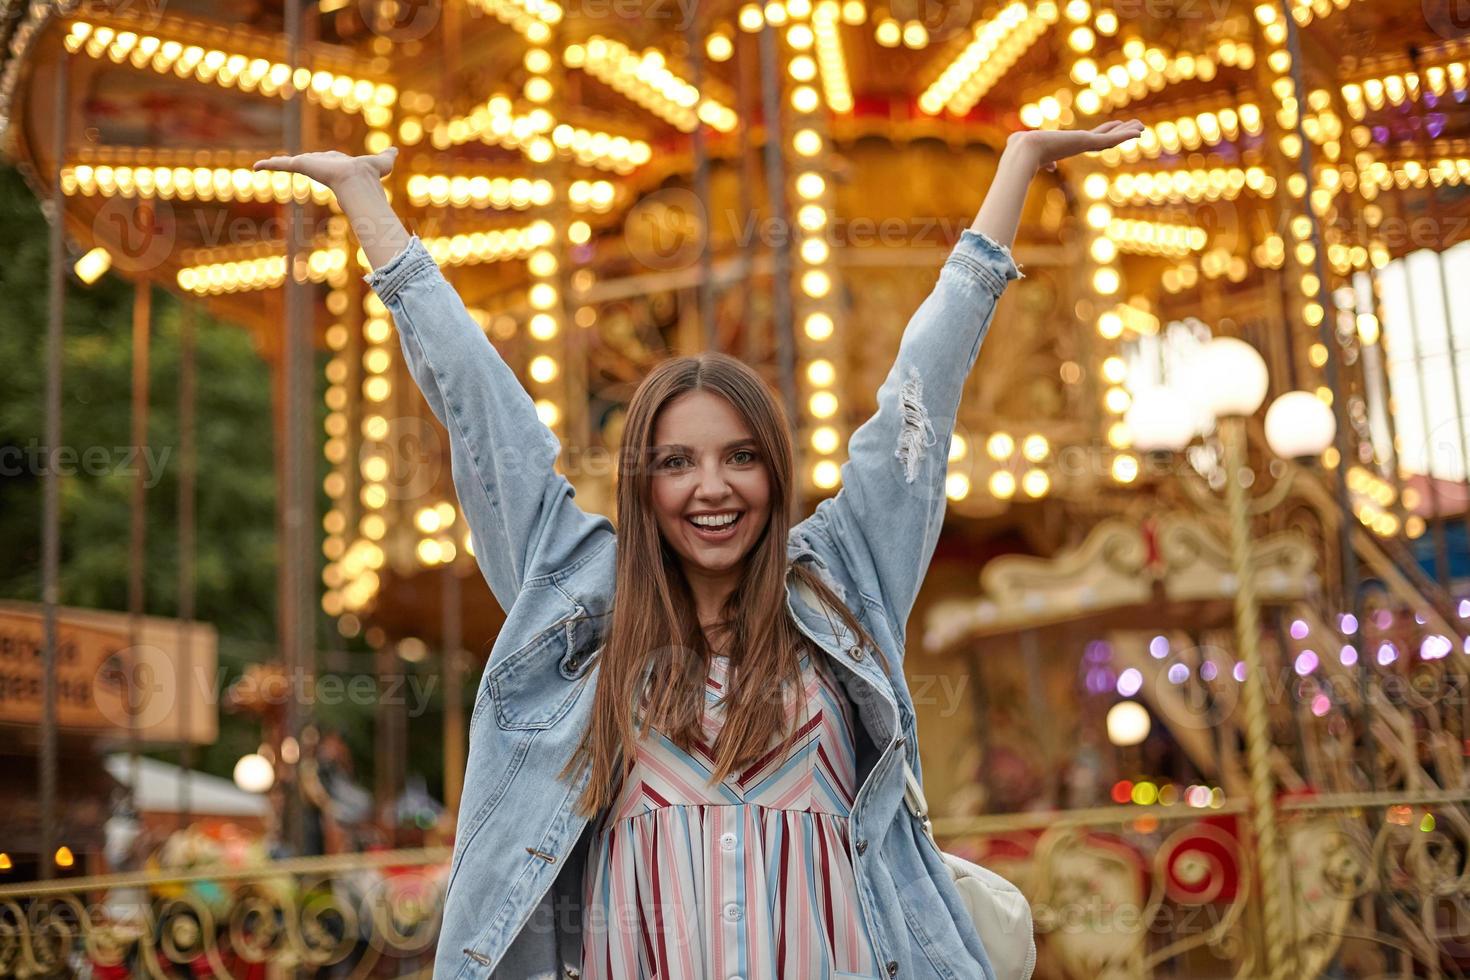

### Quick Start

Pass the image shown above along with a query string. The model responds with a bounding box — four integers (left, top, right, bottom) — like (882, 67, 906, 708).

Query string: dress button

(886, 960, 899, 977)
(847, 643, 865, 661)
(719, 832, 737, 851)
(856, 839, 868, 855)
(722, 902, 743, 922)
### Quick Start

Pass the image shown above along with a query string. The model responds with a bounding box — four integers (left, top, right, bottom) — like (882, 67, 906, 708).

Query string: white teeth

(690, 513, 739, 528)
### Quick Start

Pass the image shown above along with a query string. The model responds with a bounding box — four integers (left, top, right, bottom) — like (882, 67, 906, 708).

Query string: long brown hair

(561, 352, 882, 818)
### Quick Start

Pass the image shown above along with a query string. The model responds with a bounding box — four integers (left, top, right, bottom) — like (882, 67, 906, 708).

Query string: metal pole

(177, 299, 197, 826)
(687, 0, 716, 352)
(1222, 416, 1294, 980)
(736, 21, 760, 363)
(127, 275, 151, 815)
(442, 567, 464, 815)
(1280, 0, 1377, 789)
(758, 16, 796, 512)
(281, 0, 313, 854)
(40, 49, 69, 882)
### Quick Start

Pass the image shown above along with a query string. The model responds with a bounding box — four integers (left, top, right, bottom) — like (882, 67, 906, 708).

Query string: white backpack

(901, 761, 1037, 979)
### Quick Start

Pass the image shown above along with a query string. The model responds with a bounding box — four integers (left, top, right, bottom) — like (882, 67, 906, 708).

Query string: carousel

(1, 0, 1469, 974)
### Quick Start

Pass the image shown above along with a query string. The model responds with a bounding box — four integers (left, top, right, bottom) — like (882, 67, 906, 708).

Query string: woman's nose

(693, 463, 731, 499)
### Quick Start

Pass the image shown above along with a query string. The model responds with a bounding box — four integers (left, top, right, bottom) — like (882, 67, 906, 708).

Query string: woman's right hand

(251, 145, 399, 190)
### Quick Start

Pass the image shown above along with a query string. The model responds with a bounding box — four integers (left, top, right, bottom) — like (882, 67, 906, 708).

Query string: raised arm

(796, 121, 1144, 635)
(252, 147, 613, 611)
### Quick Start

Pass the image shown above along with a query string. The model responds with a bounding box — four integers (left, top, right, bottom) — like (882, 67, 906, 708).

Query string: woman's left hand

(1007, 119, 1146, 172)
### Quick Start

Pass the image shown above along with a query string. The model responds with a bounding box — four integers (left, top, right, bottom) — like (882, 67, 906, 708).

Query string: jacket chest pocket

(485, 622, 586, 731)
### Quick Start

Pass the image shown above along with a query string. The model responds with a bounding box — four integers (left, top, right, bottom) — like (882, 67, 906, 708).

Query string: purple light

(1377, 642, 1398, 666)
(1085, 667, 1114, 693)
(1416, 611, 1428, 625)
(1233, 661, 1247, 682)
(1372, 125, 1391, 144)
(1290, 619, 1309, 640)
(1149, 635, 1170, 659)
(1084, 640, 1112, 663)
(1375, 609, 1394, 629)
(1427, 113, 1447, 138)
(1311, 694, 1331, 717)
(1457, 599, 1469, 619)
(1294, 650, 1319, 676)
(1117, 667, 1143, 697)
(1340, 613, 1359, 634)
(1422, 635, 1452, 660)
(1200, 661, 1219, 681)
(1168, 663, 1190, 685)
(1340, 644, 1359, 666)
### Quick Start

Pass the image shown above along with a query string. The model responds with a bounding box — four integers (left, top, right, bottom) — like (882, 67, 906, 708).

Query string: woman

(255, 117, 1142, 980)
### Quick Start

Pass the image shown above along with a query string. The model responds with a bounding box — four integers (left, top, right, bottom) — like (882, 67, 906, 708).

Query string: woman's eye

(659, 455, 689, 470)
(732, 449, 758, 464)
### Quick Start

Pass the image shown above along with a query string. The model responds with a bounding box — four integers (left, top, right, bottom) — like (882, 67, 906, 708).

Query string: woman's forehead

(652, 390, 753, 444)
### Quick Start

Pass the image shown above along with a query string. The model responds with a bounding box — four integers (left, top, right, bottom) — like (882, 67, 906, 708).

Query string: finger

(252, 155, 296, 171)
(1094, 120, 1126, 133)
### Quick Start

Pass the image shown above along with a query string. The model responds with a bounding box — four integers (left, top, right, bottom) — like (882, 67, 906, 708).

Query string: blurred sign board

(0, 600, 218, 744)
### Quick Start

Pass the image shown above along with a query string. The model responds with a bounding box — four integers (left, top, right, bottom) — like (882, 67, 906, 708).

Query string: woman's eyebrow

(650, 438, 759, 453)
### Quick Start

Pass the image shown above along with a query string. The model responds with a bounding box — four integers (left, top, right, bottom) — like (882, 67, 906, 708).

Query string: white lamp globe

(233, 753, 275, 793)
(1106, 700, 1152, 747)
(1124, 386, 1198, 452)
(1192, 337, 1269, 418)
(1264, 390, 1337, 459)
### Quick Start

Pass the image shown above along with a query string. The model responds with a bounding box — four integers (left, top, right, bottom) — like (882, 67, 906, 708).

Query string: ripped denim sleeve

(894, 365, 937, 483)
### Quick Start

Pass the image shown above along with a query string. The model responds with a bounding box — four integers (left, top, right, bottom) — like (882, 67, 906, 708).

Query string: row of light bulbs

(944, 432, 1054, 502)
(1104, 217, 1208, 258)
(403, 174, 618, 213)
(1099, 104, 1264, 164)
(919, 1, 1059, 117)
(63, 163, 332, 205)
(464, 0, 562, 43)
(62, 21, 394, 120)
(1088, 166, 1277, 206)
(522, 44, 570, 437)
(174, 224, 553, 295)
(1023, 37, 1256, 125)
(1343, 61, 1470, 118)
(778, 5, 847, 492)
(566, 36, 737, 133)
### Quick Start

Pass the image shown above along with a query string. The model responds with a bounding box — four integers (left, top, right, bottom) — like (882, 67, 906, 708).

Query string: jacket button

(893, 736, 906, 749)
(856, 838, 868, 855)
(886, 961, 899, 977)
(565, 656, 581, 671)
(847, 644, 865, 661)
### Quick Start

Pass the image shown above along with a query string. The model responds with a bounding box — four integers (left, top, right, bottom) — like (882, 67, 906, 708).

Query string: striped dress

(580, 648, 883, 980)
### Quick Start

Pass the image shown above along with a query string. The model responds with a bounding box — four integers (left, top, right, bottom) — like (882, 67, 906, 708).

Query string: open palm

(251, 145, 399, 189)
(1012, 119, 1145, 170)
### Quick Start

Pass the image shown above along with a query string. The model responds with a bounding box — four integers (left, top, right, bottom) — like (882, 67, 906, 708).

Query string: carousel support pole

(687, 0, 716, 352)
(1221, 415, 1294, 980)
(758, 14, 797, 472)
(441, 1, 465, 818)
(177, 299, 197, 826)
(736, 15, 760, 363)
(1280, 0, 1377, 789)
(281, 0, 314, 854)
(127, 275, 152, 819)
(40, 49, 69, 881)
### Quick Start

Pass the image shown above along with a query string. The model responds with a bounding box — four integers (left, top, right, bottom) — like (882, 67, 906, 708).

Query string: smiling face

(648, 389, 773, 584)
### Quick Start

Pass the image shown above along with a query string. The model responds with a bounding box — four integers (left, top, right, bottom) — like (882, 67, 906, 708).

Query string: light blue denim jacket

(362, 227, 1021, 980)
